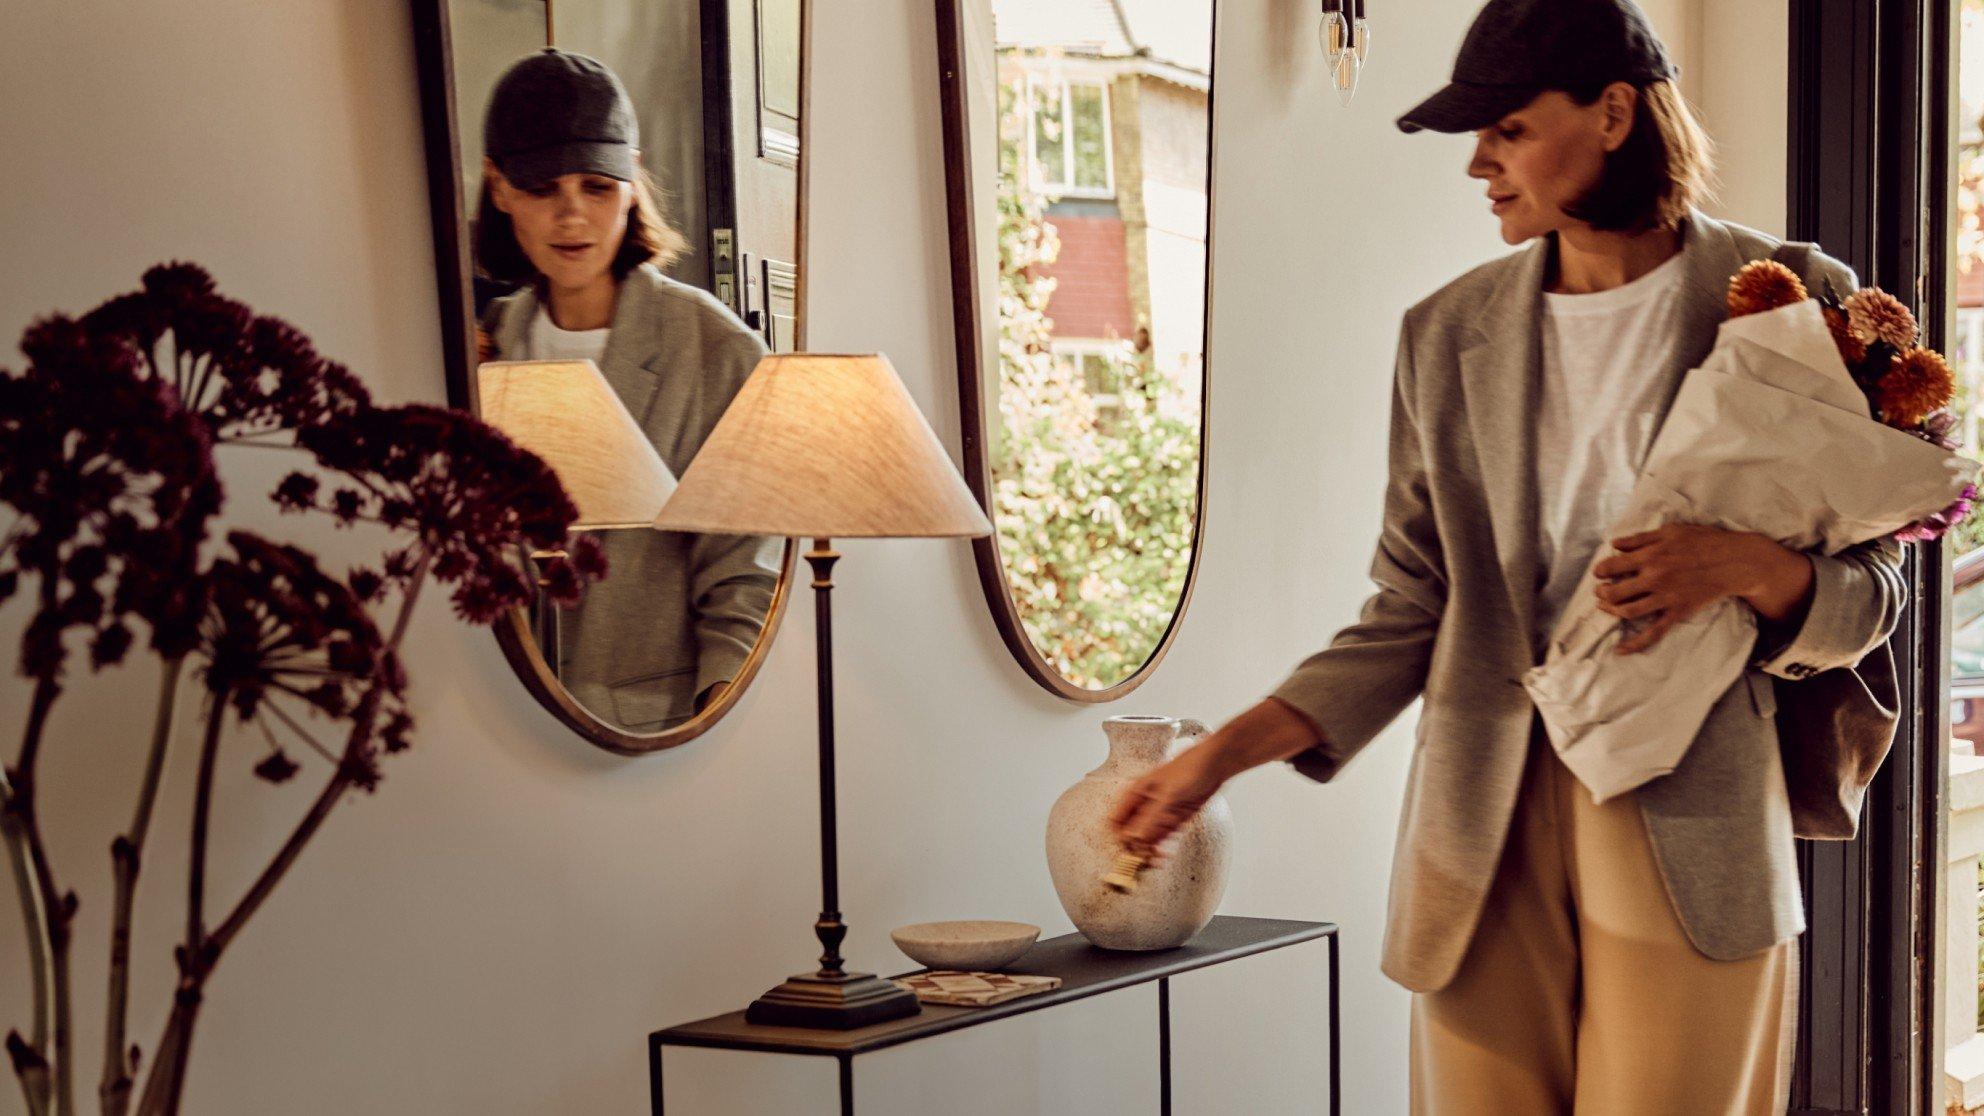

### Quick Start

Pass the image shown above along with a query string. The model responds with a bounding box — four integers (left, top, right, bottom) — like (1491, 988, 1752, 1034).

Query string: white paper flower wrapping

(1521, 299, 1978, 804)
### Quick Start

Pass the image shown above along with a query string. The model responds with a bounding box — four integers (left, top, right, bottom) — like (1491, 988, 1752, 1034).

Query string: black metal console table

(649, 915, 1338, 1115)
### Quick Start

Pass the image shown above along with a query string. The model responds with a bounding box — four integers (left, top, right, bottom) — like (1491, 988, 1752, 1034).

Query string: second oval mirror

(938, 0, 1215, 700)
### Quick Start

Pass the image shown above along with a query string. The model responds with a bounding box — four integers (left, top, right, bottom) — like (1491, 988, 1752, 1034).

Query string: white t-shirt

(527, 306, 611, 365)
(1533, 251, 1689, 639)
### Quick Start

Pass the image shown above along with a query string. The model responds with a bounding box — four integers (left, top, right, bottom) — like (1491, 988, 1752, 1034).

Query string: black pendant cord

(806, 538, 847, 978)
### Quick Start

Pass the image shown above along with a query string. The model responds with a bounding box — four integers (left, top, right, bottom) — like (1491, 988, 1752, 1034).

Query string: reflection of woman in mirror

(1110, 1, 1901, 1108)
(474, 49, 780, 733)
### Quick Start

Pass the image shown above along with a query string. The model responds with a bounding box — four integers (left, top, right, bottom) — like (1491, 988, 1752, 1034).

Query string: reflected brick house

(996, 0, 1210, 416)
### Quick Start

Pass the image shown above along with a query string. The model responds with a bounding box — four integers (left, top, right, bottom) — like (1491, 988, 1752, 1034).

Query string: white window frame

(1025, 75, 1116, 200)
(1052, 339, 1128, 416)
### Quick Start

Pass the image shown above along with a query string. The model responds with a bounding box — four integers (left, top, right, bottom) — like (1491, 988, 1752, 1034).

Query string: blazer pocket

(609, 667, 698, 731)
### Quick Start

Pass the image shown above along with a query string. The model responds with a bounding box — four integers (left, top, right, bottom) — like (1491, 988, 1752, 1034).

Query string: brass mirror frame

(409, 0, 808, 753)
(933, 0, 1217, 702)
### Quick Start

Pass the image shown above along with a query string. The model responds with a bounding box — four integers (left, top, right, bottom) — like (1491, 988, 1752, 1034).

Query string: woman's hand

(1106, 741, 1232, 866)
(476, 327, 496, 363)
(1591, 524, 1813, 654)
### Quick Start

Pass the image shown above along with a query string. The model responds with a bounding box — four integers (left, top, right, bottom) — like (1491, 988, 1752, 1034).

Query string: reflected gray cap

(484, 48, 639, 190)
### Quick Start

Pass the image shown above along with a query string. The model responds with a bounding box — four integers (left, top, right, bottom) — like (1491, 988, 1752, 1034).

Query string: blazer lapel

(1649, 210, 1748, 426)
(595, 269, 665, 424)
(1459, 235, 1550, 656)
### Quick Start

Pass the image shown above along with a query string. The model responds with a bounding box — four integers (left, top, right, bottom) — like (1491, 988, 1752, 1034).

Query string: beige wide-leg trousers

(1409, 720, 1799, 1114)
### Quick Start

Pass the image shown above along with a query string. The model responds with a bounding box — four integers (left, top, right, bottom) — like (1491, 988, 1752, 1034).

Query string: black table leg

(839, 1054, 854, 1115)
(1158, 976, 1172, 1116)
(1327, 931, 1340, 1116)
(649, 1037, 664, 1116)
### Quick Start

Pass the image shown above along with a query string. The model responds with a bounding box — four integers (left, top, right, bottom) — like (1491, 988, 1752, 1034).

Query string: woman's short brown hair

(1561, 80, 1718, 234)
(473, 165, 689, 284)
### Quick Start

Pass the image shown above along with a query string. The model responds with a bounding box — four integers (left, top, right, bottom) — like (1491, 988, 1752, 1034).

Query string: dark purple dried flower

(273, 473, 319, 512)
(77, 261, 370, 441)
(570, 534, 608, 580)
(380, 710, 414, 754)
(198, 533, 407, 762)
(347, 568, 384, 603)
(0, 309, 221, 677)
(294, 404, 594, 624)
(253, 750, 301, 784)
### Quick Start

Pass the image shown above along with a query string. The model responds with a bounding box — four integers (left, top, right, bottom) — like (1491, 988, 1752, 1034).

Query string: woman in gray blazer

(1109, 1, 1903, 1111)
(473, 50, 781, 734)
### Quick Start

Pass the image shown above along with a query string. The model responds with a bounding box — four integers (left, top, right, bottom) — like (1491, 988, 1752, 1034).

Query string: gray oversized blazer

(486, 265, 783, 732)
(1271, 208, 1907, 993)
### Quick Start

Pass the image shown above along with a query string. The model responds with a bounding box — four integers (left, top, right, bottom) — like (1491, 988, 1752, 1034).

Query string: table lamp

(654, 352, 992, 1029)
(477, 359, 679, 660)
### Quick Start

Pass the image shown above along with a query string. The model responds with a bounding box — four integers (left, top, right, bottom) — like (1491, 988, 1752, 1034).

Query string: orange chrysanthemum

(1875, 347, 1955, 427)
(1726, 260, 1808, 317)
(1822, 305, 1868, 366)
(1843, 287, 1917, 349)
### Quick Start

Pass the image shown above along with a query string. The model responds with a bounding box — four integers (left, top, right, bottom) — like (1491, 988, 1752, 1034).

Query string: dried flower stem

(135, 553, 431, 1116)
(4, 673, 72, 1116)
(101, 655, 184, 1116)
(3, 783, 51, 1116)
(184, 698, 227, 962)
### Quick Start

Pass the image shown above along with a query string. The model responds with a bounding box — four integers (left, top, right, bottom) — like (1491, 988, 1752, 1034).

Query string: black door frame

(1787, 1, 1954, 1111)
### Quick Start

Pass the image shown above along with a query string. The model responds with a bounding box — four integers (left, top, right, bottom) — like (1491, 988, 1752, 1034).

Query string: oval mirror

(412, 0, 809, 752)
(937, 0, 1215, 700)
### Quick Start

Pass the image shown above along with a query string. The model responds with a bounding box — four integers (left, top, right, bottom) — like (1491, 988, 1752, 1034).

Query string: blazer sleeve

(688, 531, 782, 698)
(1269, 315, 1447, 782)
(1750, 251, 1910, 680)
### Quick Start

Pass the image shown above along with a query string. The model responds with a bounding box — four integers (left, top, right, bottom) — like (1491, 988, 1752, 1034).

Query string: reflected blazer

(1270, 209, 1906, 993)
(486, 265, 783, 732)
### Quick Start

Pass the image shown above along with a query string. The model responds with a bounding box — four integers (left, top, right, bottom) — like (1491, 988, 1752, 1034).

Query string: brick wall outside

(1040, 213, 1135, 340)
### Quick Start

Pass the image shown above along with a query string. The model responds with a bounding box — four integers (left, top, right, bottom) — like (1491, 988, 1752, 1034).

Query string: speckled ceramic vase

(1046, 716, 1232, 951)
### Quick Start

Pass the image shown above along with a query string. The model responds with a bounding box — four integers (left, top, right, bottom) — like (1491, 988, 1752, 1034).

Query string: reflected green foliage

(990, 83, 1200, 690)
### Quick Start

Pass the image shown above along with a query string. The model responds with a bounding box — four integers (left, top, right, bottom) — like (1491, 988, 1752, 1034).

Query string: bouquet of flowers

(1522, 259, 1979, 804)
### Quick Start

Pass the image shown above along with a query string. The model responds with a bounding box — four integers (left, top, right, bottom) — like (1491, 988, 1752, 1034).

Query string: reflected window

(1028, 77, 1114, 198)
(1052, 340, 1127, 428)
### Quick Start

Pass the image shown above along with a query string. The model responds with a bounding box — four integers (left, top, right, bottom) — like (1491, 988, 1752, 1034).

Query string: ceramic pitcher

(1045, 716, 1232, 950)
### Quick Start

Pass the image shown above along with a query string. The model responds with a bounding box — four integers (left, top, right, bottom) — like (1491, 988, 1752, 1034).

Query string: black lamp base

(744, 969, 922, 1030)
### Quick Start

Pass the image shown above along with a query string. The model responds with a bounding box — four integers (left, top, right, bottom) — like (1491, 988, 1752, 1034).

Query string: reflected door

(703, 0, 802, 353)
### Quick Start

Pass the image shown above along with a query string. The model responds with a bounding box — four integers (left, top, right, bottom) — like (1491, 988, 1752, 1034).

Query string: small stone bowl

(890, 920, 1041, 971)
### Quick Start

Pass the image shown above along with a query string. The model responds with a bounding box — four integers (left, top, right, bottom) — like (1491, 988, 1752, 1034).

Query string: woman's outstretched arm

(1111, 315, 1447, 854)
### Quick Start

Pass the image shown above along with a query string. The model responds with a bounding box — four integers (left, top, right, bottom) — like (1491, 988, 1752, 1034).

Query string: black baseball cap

(1397, 0, 1678, 134)
(484, 49, 639, 190)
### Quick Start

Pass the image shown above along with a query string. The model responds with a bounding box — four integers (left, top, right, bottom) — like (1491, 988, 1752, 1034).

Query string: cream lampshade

(653, 352, 988, 1031)
(652, 352, 989, 538)
(477, 359, 678, 530)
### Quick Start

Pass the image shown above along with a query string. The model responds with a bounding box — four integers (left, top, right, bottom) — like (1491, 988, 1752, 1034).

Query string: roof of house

(993, 0, 1211, 77)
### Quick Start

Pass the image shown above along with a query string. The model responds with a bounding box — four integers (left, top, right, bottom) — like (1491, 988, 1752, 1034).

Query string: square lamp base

(744, 969, 922, 1029)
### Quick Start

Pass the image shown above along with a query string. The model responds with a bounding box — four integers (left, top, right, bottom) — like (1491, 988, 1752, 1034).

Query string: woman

(476, 49, 780, 733)
(1109, 1, 1903, 1111)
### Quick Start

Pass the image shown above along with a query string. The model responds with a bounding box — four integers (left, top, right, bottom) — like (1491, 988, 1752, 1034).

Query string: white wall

(0, 1, 1775, 1113)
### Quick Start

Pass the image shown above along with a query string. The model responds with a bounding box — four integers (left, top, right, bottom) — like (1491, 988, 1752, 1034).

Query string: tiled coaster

(892, 971, 1063, 1007)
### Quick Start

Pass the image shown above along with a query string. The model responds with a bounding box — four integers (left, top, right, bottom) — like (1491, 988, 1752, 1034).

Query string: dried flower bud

(1821, 305, 1868, 367)
(1727, 260, 1808, 317)
(1843, 287, 1917, 349)
(1876, 347, 1955, 428)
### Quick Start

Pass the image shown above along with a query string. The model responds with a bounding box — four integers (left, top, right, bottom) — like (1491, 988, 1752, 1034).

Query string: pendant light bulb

(1319, 8, 1349, 66)
(1333, 51, 1361, 104)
